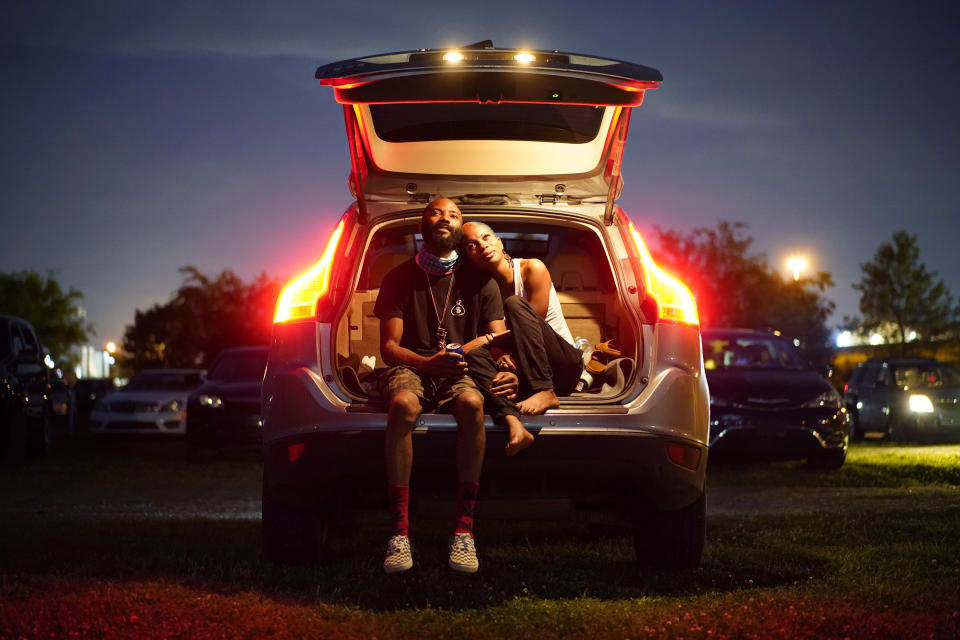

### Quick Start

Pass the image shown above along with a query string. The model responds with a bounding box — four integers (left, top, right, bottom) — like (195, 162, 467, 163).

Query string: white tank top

(513, 259, 576, 346)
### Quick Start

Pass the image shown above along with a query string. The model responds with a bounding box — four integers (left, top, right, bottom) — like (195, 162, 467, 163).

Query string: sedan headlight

(199, 394, 223, 409)
(801, 389, 842, 408)
(909, 394, 935, 413)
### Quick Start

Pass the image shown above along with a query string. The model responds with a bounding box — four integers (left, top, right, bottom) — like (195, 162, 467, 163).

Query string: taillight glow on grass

(274, 220, 346, 323)
(626, 221, 699, 326)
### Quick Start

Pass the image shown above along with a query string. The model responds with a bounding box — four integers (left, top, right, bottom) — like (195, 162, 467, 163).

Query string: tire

(633, 492, 706, 570)
(26, 409, 52, 457)
(261, 479, 329, 566)
(807, 446, 846, 470)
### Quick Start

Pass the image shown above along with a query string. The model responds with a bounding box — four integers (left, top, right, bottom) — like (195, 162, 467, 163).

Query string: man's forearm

(381, 341, 429, 370)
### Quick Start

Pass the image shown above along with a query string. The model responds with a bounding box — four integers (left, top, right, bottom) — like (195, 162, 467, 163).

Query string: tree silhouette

(0, 269, 91, 367)
(651, 221, 836, 365)
(122, 266, 282, 371)
(850, 230, 958, 353)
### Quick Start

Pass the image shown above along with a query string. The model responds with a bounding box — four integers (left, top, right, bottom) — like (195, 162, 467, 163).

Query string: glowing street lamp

(786, 256, 807, 281)
(105, 341, 117, 354)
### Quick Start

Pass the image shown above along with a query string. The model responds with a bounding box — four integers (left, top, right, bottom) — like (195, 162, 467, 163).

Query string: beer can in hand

(445, 343, 464, 358)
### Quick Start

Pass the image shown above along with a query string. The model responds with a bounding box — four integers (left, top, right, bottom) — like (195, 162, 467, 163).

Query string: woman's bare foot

(504, 415, 534, 456)
(516, 389, 559, 415)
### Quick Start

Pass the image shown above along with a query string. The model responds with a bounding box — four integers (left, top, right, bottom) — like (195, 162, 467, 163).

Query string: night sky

(3, 1, 959, 347)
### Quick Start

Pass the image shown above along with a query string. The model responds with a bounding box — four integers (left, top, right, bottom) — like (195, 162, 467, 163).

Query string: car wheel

(262, 479, 329, 565)
(26, 408, 52, 457)
(807, 446, 846, 470)
(632, 492, 705, 570)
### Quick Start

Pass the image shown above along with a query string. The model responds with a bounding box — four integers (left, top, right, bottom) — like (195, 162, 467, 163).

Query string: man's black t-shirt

(374, 259, 503, 357)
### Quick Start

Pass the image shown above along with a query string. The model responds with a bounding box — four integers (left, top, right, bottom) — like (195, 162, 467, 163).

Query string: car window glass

(209, 352, 268, 381)
(860, 365, 880, 387)
(17, 323, 40, 354)
(370, 103, 606, 143)
(702, 335, 808, 371)
(894, 364, 960, 388)
(876, 367, 893, 387)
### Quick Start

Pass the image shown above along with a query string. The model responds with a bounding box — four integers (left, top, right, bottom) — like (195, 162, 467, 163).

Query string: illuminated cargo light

(627, 222, 699, 326)
(514, 52, 535, 63)
(443, 51, 464, 63)
(274, 219, 346, 323)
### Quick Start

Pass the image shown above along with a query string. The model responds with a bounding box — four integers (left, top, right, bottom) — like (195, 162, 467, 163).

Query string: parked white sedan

(90, 369, 205, 435)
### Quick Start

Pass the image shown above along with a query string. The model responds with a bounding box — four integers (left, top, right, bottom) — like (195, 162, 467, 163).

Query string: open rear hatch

(316, 42, 661, 222)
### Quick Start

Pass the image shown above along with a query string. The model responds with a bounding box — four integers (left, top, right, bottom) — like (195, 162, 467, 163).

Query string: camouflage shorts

(379, 365, 479, 412)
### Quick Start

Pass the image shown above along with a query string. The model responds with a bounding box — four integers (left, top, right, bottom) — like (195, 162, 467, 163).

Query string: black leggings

(466, 295, 583, 424)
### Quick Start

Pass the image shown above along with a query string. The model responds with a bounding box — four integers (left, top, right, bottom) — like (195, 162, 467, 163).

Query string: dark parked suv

(844, 357, 960, 441)
(262, 43, 709, 569)
(0, 315, 51, 459)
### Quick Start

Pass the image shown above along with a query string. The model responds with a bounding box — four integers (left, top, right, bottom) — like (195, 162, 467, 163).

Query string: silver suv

(261, 43, 709, 569)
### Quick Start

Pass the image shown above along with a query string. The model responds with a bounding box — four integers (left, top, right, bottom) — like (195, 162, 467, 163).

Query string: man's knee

(388, 391, 422, 423)
(452, 390, 484, 416)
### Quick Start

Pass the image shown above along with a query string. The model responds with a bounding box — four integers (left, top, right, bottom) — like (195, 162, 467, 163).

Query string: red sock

(388, 485, 410, 536)
(453, 481, 479, 536)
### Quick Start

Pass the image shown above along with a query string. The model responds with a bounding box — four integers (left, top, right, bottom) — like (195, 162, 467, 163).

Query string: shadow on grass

(0, 511, 836, 612)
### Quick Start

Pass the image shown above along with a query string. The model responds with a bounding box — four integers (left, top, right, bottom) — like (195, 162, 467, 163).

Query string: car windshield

(893, 364, 960, 389)
(703, 335, 809, 371)
(209, 351, 267, 382)
(124, 372, 203, 391)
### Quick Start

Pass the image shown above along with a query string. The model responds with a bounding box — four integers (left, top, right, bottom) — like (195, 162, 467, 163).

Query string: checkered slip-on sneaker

(383, 534, 413, 574)
(448, 533, 479, 573)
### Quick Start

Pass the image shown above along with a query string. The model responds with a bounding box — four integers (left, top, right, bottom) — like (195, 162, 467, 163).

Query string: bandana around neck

(416, 247, 461, 275)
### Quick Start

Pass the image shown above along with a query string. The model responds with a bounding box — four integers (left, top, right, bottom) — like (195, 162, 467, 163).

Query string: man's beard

(424, 223, 462, 254)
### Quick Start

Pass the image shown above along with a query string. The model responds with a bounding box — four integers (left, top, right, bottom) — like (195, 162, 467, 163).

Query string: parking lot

(1, 438, 958, 639)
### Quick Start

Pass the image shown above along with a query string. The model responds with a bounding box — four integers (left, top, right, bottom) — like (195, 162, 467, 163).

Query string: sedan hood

(109, 390, 189, 403)
(707, 369, 834, 406)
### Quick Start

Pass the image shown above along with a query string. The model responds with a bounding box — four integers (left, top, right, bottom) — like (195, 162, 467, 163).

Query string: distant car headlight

(801, 389, 842, 408)
(909, 394, 935, 413)
(157, 399, 182, 412)
(199, 394, 223, 409)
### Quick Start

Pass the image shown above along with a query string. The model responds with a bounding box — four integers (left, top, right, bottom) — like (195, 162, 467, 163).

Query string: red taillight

(625, 221, 699, 326)
(288, 443, 304, 462)
(666, 443, 701, 471)
(274, 219, 346, 323)
(843, 383, 849, 393)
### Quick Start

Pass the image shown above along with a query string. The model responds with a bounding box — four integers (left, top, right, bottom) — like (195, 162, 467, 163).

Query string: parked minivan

(261, 43, 709, 569)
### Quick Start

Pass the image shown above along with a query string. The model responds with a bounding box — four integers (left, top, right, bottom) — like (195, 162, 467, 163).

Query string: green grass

(1, 439, 959, 638)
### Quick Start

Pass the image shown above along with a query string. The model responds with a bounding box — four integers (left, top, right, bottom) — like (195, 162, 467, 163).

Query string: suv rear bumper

(264, 426, 705, 521)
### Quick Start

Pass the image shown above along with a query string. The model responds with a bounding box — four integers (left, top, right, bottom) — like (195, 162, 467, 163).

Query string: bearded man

(373, 197, 513, 574)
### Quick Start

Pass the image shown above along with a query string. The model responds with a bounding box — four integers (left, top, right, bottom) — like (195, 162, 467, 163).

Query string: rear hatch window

(371, 103, 606, 143)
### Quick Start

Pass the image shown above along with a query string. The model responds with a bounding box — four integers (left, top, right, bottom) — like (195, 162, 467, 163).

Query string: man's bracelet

(486, 333, 495, 344)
